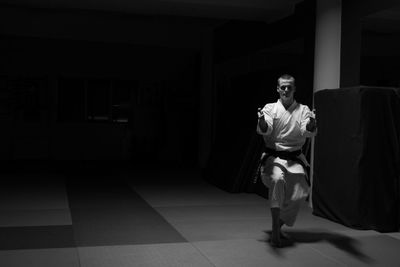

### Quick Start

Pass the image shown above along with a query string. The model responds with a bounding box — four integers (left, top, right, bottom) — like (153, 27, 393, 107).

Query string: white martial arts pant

(261, 156, 310, 226)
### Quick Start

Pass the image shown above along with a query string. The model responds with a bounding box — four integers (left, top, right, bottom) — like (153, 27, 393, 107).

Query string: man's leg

(261, 162, 287, 246)
(271, 207, 281, 245)
(268, 165, 286, 246)
(271, 209, 291, 246)
(279, 173, 310, 227)
(279, 219, 290, 239)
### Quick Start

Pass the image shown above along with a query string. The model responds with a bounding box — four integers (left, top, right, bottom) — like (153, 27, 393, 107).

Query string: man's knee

(270, 166, 285, 183)
(261, 164, 285, 187)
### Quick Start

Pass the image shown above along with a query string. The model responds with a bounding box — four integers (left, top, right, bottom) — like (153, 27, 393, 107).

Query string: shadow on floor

(262, 229, 373, 263)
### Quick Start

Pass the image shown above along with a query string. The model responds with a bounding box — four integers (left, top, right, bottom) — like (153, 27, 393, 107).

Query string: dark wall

(204, 0, 316, 192)
(313, 86, 400, 232)
(340, 0, 400, 87)
(1, 36, 196, 78)
(0, 5, 206, 49)
(213, 0, 316, 66)
(360, 32, 400, 87)
(0, 6, 203, 167)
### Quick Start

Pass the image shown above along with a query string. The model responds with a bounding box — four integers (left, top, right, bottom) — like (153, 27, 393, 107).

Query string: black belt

(264, 147, 301, 160)
(253, 148, 302, 184)
(260, 147, 310, 186)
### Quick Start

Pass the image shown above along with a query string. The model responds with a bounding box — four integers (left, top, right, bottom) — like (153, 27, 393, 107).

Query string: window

(112, 80, 136, 123)
(9, 77, 47, 122)
(58, 77, 85, 122)
(57, 77, 135, 123)
(87, 79, 110, 122)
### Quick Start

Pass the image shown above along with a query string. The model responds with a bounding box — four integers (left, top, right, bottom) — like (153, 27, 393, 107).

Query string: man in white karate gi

(257, 74, 317, 247)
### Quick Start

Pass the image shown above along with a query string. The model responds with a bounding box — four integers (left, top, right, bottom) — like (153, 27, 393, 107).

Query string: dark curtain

(204, 71, 274, 195)
(204, 69, 312, 198)
(206, 0, 316, 195)
(313, 86, 400, 232)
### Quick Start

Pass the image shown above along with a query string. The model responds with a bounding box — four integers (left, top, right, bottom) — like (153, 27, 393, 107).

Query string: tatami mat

(0, 225, 75, 250)
(0, 178, 70, 210)
(292, 205, 351, 231)
(0, 248, 80, 267)
(67, 176, 187, 246)
(131, 184, 265, 207)
(0, 169, 399, 267)
(155, 204, 270, 222)
(307, 234, 400, 266)
(0, 209, 72, 227)
(123, 169, 206, 186)
(77, 243, 214, 267)
(166, 217, 271, 242)
(70, 207, 187, 246)
(385, 232, 400, 240)
(193, 238, 343, 267)
(66, 176, 149, 209)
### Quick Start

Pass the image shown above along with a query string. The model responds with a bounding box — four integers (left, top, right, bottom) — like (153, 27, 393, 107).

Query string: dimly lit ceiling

(0, 0, 303, 22)
(363, 5, 400, 34)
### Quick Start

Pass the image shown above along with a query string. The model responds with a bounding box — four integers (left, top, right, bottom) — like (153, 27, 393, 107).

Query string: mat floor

(0, 168, 399, 267)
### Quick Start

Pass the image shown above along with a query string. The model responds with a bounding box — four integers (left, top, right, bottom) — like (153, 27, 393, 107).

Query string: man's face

(277, 78, 296, 102)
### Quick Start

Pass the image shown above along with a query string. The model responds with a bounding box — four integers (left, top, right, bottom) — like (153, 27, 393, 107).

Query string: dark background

(0, 0, 399, 189)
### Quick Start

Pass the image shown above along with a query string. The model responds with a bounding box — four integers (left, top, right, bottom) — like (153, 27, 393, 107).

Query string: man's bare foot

(270, 239, 282, 247)
(271, 231, 282, 247)
(280, 231, 290, 240)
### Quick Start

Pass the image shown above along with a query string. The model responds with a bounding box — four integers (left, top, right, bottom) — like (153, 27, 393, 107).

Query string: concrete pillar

(311, 0, 342, 206)
(340, 1, 361, 87)
(198, 29, 214, 169)
(313, 0, 342, 92)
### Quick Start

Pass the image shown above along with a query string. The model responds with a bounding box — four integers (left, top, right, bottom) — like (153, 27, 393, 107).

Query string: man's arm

(301, 107, 317, 137)
(256, 105, 273, 135)
(306, 116, 317, 132)
(258, 109, 268, 133)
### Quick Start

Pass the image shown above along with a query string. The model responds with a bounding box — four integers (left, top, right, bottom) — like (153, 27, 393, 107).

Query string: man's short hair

(278, 74, 295, 85)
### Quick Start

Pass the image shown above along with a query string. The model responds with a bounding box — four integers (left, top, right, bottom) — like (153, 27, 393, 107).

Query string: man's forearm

(258, 118, 268, 133)
(306, 121, 317, 132)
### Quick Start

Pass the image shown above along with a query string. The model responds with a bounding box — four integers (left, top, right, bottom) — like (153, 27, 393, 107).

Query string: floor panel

(78, 243, 214, 267)
(0, 209, 72, 227)
(0, 170, 398, 267)
(168, 218, 271, 242)
(193, 239, 343, 267)
(0, 248, 80, 267)
(156, 204, 270, 222)
(131, 184, 265, 207)
(0, 225, 75, 250)
(309, 235, 400, 267)
(0, 177, 70, 210)
(67, 177, 187, 246)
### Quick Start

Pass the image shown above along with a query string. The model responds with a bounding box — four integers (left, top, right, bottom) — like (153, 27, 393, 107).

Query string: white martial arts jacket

(257, 99, 317, 173)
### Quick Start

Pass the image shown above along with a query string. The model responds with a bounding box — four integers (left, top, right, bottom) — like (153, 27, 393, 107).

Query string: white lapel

(274, 100, 298, 132)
